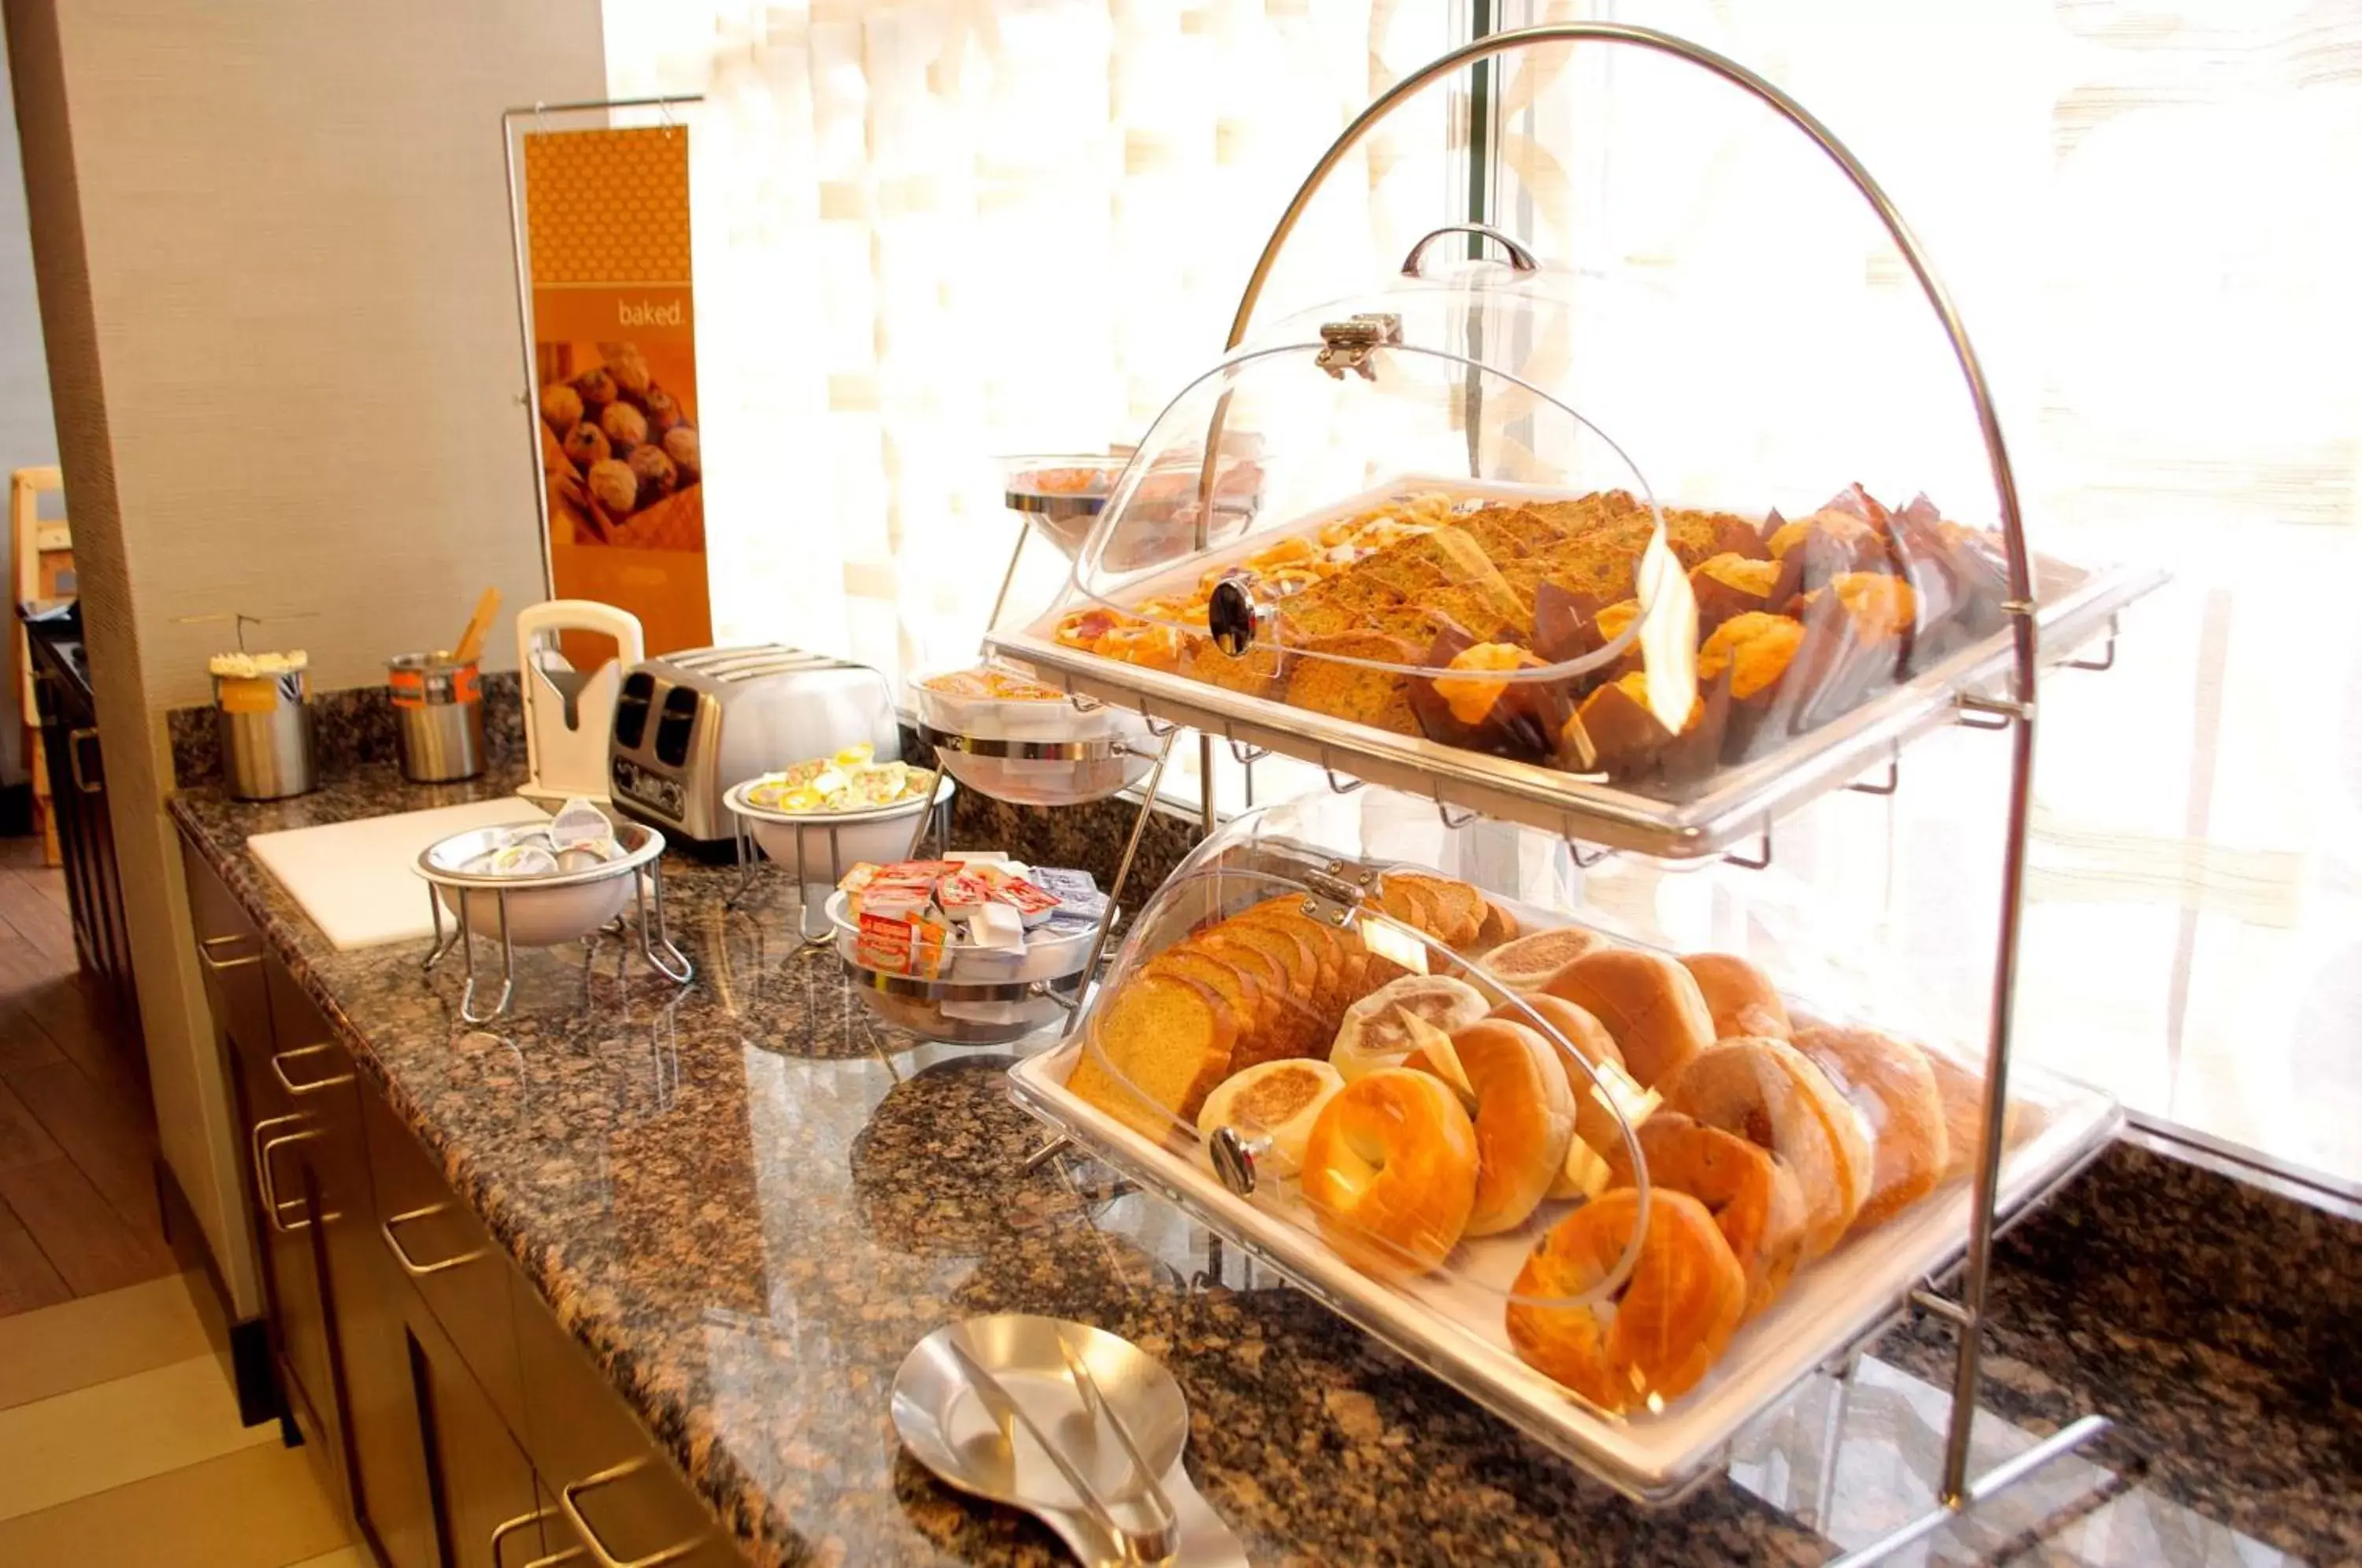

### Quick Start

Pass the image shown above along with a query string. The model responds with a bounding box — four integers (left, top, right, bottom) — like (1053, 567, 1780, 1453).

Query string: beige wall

(8, 0, 605, 1312)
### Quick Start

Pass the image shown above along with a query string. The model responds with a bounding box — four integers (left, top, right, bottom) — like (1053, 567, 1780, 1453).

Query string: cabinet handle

(556, 1460, 700, 1568)
(66, 727, 101, 793)
(491, 1507, 582, 1568)
(379, 1204, 485, 1276)
(250, 1114, 328, 1233)
(198, 934, 263, 972)
(270, 1043, 354, 1096)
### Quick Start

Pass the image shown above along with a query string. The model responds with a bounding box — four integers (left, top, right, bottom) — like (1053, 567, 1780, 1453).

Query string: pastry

(1235, 900, 1349, 1016)
(1195, 1058, 1344, 1178)
(539, 383, 583, 433)
(1492, 993, 1635, 1191)
(1697, 611, 1805, 701)
(1505, 1189, 1747, 1412)
(1680, 953, 1791, 1041)
(1473, 898, 1520, 950)
(586, 458, 639, 516)
(1283, 631, 1422, 734)
(1329, 974, 1490, 1082)
(572, 367, 617, 409)
(661, 424, 701, 484)
(1544, 949, 1716, 1089)
(1066, 971, 1238, 1143)
(1601, 1112, 1807, 1319)
(1301, 1068, 1479, 1278)
(1660, 1037, 1872, 1257)
(561, 422, 611, 472)
(1793, 1023, 1949, 1230)
(1688, 553, 1784, 634)
(600, 400, 649, 453)
(1384, 873, 1489, 949)
(1146, 946, 1278, 1072)
(1916, 1044, 2034, 1182)
(1198, 929, 1323, 1059)
(1401, 1019, 1573, 1236)
(627, 444, 678, 501)
(1478, 925, 1611, 993)
(602, 345, 652, 398)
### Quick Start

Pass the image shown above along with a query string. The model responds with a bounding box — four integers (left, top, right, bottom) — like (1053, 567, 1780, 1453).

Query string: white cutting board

(248, 797, 549, 951)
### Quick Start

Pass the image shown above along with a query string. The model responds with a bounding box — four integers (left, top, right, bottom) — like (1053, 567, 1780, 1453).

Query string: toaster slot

(654, 686, 700, 767)
(613, 671, 655, 750)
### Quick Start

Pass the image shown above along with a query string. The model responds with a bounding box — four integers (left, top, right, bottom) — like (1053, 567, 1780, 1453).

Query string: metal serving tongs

(943, 1333, 1179, 1565)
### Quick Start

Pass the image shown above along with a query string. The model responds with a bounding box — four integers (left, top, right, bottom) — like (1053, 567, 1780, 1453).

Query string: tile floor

(0, 1274, 361, 1566)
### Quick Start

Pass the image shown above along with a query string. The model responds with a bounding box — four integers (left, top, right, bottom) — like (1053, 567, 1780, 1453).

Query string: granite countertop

(169, 766, 2359, 1567)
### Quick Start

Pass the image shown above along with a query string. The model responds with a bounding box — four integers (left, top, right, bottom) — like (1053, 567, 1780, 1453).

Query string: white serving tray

(1008, 1036, 2120, 1504)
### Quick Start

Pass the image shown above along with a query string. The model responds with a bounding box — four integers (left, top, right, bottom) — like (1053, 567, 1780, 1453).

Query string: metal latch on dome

(1295, 867, 1366, 927)
(1315, 312, 1401, 379)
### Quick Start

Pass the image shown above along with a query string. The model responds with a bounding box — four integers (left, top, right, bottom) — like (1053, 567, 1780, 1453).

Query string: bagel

(1300, 1068, 1479, 1279)
(1794, 1023, 1948, 1230)
(1918, 1044, 2035, 1182)
(1679, 952, 1792, 1041)
(1402, 1019, 1573, 1236)
(1660, 1037, 1872, 1257)
(1544, 948, 1716, 1088)
(1505, 1188, 1747, 1412)
(1602, 1112, 1808, 1319)
(1490, 994, 1639, 1199)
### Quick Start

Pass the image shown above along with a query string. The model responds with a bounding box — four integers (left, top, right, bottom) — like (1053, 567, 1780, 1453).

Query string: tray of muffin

(1005, 791, 2121, 1503)
(983, 337, 2160, 860)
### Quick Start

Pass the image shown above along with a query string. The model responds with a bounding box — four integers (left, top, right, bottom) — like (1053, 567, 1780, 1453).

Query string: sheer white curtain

(1491, 0, 2362, 1180)
(602, 0, 1461, 687)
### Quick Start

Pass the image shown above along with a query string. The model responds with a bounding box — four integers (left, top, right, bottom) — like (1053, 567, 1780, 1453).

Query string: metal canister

(389, 653, 485, 782)
(215, 670, 317, 801)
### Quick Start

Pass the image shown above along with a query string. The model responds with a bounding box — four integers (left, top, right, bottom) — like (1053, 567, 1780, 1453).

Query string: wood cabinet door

(254, 961, 365, 1522)
(401, 1290, 544, 1568)
(514, 1283, 741, 1568)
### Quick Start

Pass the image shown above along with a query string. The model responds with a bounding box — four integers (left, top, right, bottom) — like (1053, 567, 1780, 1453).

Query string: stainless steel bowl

(415, 819, 665, 947)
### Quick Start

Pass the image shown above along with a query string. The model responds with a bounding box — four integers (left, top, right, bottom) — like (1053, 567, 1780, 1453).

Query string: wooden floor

(0, 834, 173, 1320)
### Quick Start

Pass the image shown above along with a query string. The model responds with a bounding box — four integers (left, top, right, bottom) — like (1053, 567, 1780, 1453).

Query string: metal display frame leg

(1822, 1415, 2111, 1568)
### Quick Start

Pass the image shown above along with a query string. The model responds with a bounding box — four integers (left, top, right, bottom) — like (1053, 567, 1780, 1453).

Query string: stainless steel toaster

(606, 644, 901, 849)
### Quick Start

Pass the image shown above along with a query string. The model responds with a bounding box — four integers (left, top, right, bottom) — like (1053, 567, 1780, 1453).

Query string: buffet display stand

(979, 24, 2153, 1562)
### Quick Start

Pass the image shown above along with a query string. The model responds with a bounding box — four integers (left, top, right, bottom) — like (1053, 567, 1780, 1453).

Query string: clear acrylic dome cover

(1052, 787, 2066, 1420)
(1050, 334, 1705, 747)
(1027, 257, 2108, 811)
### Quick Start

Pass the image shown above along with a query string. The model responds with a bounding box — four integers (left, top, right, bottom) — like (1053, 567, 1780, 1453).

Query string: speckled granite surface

(168, 767, 2358, 1567)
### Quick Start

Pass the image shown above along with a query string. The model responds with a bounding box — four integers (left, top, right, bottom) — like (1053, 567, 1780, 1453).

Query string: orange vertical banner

(523, 126, 711, 656)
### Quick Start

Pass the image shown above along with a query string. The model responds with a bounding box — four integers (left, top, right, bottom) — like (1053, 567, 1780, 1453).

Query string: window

(605, 0, 2362, 1185)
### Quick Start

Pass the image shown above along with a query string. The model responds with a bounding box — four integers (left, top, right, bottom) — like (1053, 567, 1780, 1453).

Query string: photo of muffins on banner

(535, 338, 703, 550)
(523, 124, 712, 652)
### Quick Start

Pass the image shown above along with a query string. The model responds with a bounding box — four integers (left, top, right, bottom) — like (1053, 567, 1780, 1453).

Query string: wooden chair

(11, 465, 69, 865)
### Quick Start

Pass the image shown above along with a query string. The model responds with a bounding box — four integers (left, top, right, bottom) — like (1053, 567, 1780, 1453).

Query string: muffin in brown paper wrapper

(1405, 620, 1579, 765)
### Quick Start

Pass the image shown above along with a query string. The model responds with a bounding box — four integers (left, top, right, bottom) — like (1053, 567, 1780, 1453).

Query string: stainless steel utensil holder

(389, 653, 486, 782)
(217, 671, 317, 801)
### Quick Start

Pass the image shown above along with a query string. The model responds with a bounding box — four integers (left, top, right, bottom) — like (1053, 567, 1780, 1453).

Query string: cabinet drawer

(180, 832, 271, 1053)
(514, 1289, 740, 1567)
(359, 1079, 527, 1440)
